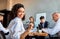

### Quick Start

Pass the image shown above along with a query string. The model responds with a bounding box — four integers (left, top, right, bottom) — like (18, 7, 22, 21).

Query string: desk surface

(29, 32, 48, 36)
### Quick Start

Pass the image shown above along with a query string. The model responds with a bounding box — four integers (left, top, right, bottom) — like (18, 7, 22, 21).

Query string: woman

(29, 16, 34, 23)
(25, 16, 38, 39)
(29, 16, 37, 32)
(7, 3, 33, 39)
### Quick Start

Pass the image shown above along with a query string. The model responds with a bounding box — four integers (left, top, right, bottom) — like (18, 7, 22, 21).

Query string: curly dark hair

(9, 3, 25, 21)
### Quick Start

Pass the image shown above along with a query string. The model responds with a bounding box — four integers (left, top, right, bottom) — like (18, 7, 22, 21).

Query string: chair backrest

(0, 31, 6, 39)
(57, 31, 60, 37)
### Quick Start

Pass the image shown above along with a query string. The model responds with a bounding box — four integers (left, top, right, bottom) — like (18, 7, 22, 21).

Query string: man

(37, 16, 49, 39)
(42, 12, 60, 35)
(38, 16, 49, 30)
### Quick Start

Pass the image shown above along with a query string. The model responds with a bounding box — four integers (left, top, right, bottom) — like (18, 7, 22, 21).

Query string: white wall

(0, 0, 60, 27)
(0, 0, 7, 10)
(19, 0, 60, 27)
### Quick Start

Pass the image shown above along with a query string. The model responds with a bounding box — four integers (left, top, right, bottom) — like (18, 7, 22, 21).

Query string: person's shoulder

(13, 17, 21, 23)
(0, 22, 2, 25)
(9, 17, 17, 24)
(45, 21, 49, 23)
(45, 21, 50, 25)
(0, 22, 1, 24)
(45, 21, 49, 24)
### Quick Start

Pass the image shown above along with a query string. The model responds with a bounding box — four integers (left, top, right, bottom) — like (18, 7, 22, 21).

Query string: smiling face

(52, 13, 59, 22)
(17, 7, 25, 19)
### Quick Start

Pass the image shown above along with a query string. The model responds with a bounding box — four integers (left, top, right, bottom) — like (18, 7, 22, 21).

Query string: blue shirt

(42, 18, 60, 35)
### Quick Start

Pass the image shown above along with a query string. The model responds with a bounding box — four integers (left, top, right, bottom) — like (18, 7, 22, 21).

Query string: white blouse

(8, 17, 25, 39)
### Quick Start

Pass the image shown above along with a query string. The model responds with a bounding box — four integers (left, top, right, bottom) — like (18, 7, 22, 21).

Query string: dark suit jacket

(38, 21, 49, 29)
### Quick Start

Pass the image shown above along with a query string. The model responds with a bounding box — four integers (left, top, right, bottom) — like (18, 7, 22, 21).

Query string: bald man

(42, 12, 60, 35)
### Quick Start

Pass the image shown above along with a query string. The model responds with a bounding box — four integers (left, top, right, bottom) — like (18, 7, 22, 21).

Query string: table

(28, 32, 48, 36)
(25, 32, 48, 39)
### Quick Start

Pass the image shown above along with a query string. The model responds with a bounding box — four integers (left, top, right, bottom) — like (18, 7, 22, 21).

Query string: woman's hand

(28, 32, 34, 36)
(20, 23, 34, 39)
